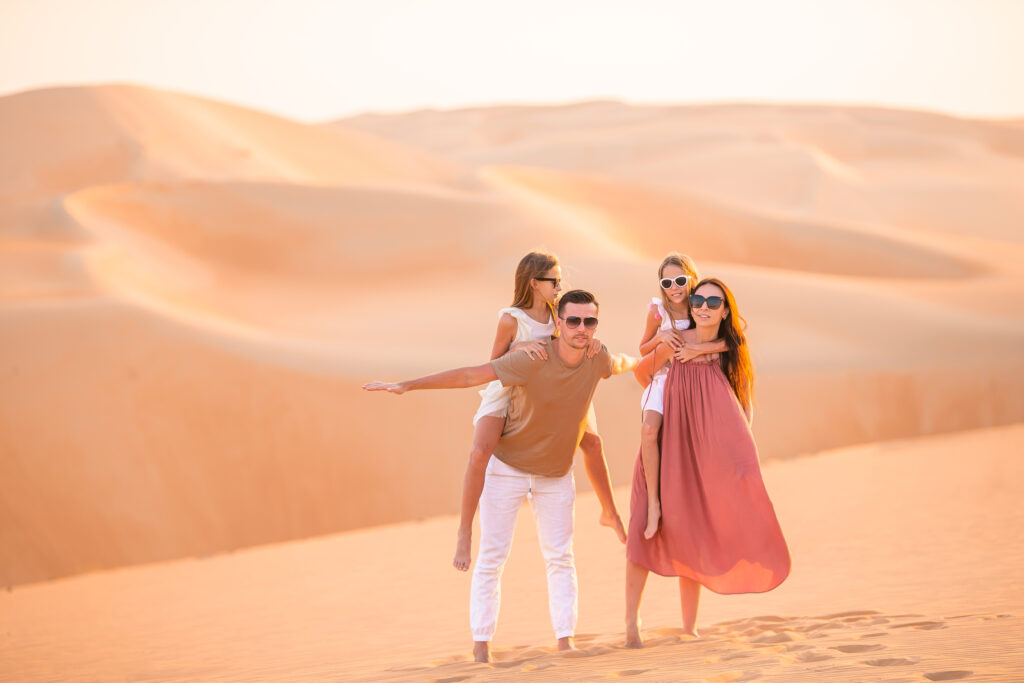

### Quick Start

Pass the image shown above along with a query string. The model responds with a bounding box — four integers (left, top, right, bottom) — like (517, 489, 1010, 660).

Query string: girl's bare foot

(557, 636, 575, 651)
(599, 509, 627, 543)
(453, 530, 472, 572)
(625, 622, 643, 648)
(643, 501, 661, 540)
(472, 640, 490, 663)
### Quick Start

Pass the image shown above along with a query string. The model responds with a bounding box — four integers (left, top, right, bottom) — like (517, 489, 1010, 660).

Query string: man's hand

(362, 381, 408, 394)
(510, 340, 548, 360)
(585, 337, 602, 359)
(610, 352, 640, 376)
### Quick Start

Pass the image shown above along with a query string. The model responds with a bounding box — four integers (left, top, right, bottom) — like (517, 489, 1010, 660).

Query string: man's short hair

(557, 289, 599, 317)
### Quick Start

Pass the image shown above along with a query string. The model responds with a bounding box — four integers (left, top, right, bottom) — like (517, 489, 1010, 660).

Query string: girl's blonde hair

(658, 252, 700, 328)
(511, 251, 559, 322)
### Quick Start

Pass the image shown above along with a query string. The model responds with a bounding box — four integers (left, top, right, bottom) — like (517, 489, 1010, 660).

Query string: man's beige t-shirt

(490, 343, 614, 477)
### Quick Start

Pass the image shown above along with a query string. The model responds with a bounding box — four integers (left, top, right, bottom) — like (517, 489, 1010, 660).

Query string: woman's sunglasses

(689, 294, 724, 310)
(535, 277, 561, 287)
(660, 275, 690, 290)
(561, 316, 599, 330)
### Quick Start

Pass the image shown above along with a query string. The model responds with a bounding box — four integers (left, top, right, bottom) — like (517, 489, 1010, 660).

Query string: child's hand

(362, 381, 408, 394)
(511, 340, 549, 360)
(586, 338, 602, 358)
(658, 329, 683, 350)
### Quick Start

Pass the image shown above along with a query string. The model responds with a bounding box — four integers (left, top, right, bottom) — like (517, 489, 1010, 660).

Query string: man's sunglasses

(689, 294, 724, 310)
(561, 316, 599, 330)
(536, 277, 561, 287)
(660, 275, 690, 290)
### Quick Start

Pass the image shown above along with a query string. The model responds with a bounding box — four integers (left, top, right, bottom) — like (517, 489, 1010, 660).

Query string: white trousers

(470, 456, 577, 642)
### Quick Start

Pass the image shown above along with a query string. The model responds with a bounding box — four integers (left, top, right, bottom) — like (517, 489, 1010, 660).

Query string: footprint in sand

(831, 643, 886, 653)
(429, 677, 471, 683)
(923, 671, 973, 681)
(862, 657, 919, 666)
(520, 662, 555, 672)
(889, 620, 948, 631)
(608, 669, 653, 677)
(785, 650, 833, 663)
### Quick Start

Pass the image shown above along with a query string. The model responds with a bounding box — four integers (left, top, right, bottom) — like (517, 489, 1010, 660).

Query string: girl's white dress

(640, 297, 691, 414)
(473, 307, 556, 424)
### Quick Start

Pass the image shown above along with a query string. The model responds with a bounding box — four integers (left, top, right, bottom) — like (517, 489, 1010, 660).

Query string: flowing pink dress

(626, 358, 791, 594)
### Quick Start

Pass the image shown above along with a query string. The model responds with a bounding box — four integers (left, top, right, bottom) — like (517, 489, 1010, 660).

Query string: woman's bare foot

(472, 640, 490, 662)
(599, 509, 627, 543)
(625, 622, 643, 648)
(643, 501, 661, 540)
(453, 530, 472, 572)
(681, 629, 700, 639)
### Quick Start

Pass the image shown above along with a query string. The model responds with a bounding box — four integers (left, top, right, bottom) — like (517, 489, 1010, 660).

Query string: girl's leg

(625, 560, 650, 648)
(579, 410, 625, 541)
(678, 576, 701, 637)
(640, 410, 664, 539)
(454, 415, 504, 571)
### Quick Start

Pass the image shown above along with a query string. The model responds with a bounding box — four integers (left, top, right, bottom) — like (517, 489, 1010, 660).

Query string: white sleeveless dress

(473, 307, 556, 424)
(640, 297, 691, 414)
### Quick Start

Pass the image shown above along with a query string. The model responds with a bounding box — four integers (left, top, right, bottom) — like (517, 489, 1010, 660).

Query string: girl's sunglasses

(561, 316, 599, 330)
(690, 294, 724, 310)
(660, 275, 690, 290)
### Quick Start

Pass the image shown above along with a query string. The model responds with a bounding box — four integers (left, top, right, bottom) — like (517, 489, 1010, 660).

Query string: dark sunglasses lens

(583, 317, 599, 329)
(690, 295, 724, 310)
(565, 316, 582, 328)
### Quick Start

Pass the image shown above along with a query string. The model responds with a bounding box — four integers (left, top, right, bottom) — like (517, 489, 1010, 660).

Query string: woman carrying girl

(636, 254, 727, 540)
(625, 277, 790, 647)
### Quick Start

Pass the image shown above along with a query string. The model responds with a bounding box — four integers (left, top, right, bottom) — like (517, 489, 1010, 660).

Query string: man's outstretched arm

(363, 362, 498, 394)
(609, 352, 640, 376)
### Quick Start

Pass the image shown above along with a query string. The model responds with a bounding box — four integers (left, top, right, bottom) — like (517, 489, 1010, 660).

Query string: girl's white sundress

(640, 297, 691, 414)
(473, 307, 556, 424)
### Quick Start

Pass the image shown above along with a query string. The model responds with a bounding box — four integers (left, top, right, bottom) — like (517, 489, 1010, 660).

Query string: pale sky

(2, 0, 1022, 122)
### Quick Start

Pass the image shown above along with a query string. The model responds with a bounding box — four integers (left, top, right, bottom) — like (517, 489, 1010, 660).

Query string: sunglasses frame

(660, 275, 691, 290)
(560, 315, 599, 330)
(535, 277, 561, 287)
(689, 294, 725, 310)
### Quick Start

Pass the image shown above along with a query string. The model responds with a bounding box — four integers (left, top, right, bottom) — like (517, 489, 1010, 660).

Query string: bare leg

(679, 576, 701, 637)
(472, 640, 490, 663)
(640, 410, 663, 540)
(454, 415, 504, 572)
(579, 430, 626, 543)
(625, 561, 650, 647)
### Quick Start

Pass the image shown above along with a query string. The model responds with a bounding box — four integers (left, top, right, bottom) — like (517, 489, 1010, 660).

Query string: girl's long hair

(659, 252, 700, 329)
(693, 277, 754, 411)
(510, 251, 559, 318)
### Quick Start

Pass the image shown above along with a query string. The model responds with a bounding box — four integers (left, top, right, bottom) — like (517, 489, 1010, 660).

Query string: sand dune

(2, 85, 1024, 589)
(2, 425, 1021, 681)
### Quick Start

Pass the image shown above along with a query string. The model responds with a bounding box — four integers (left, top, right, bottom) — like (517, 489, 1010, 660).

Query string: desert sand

(1, 85, 1023, 680)
(1, 424, 1022, 681)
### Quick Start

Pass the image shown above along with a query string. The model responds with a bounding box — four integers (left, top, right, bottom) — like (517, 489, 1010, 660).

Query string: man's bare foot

(625, 622, 643, 648)
(599, 509, 627, 544)
(453, 530, 472, 572)
(557, 636, 575, 651)
(472, 640, 490, 663)
(643, 501, 661, 540)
